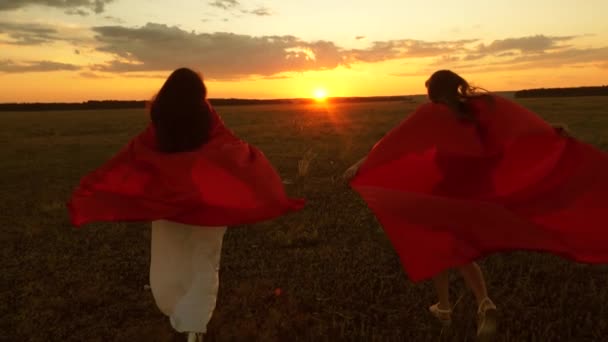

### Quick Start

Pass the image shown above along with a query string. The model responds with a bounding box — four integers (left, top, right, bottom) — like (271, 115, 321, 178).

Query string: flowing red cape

(68, 105, 305, 227)
(350, 95, 608, 282)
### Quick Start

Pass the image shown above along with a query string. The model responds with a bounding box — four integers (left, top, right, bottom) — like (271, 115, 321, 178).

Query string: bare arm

(343, 155, 368, 181)
(353, 155, 367, 168)
(551, 123, 571, 137)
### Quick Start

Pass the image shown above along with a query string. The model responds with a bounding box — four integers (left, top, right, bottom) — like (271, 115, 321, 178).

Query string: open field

(2, 96, 608, 341)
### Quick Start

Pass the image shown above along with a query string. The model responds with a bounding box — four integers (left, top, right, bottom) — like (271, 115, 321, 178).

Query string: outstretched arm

(551, 123, 571, 137)
(343, 155, 368, 181)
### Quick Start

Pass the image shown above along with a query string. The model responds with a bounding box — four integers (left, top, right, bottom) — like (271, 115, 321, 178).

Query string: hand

(552, 123, 571, 137)
(343, 164, 361, 181)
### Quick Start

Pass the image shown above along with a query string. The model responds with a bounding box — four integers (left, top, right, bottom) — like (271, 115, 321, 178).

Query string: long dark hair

(150, 68, 212, 153)
(425, 70, 491, 123)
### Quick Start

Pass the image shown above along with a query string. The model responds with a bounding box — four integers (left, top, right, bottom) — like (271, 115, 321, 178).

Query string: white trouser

(150, 220, 226, 334)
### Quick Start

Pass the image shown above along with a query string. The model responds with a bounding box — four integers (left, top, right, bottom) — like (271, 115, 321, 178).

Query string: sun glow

(313, 88, 328, 101)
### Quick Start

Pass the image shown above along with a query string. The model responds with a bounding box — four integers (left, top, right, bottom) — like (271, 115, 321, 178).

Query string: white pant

(150, 220, 226, 334)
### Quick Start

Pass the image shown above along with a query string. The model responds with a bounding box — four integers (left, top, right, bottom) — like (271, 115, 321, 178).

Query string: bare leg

(457, 262, 497, 340)
(429, 269, 453, 325)
(456, 262, 490, 307)
(432, 270, 452, 310)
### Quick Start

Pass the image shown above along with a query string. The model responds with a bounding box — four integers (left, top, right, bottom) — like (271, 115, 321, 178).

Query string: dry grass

(2, 97, 608, 341)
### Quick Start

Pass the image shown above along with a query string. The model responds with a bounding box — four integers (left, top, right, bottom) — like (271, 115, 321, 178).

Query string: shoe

(429, 302, 452, 327)
(476, 298, 498, 341)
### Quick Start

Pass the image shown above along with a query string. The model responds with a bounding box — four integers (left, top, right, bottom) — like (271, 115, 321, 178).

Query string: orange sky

(1, 0, 607, 102)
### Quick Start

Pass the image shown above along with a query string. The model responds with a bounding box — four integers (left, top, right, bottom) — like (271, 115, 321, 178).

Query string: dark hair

(150, 68, 212, 153)
(425, 70, 491, 123)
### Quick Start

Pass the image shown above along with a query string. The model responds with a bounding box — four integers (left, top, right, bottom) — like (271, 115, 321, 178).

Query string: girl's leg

(456, 262, 492, 307)
(456, 262, 497, 339)
(429, 270, 452, 323)
(432, 270, 451, 310)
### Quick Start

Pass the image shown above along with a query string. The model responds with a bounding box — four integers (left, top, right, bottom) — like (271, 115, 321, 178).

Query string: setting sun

(313, 88, 328, 101)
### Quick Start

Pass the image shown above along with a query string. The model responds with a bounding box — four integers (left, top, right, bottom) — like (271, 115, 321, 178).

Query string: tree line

(0, 96, 414, 112)
(514, 86, 608, 98)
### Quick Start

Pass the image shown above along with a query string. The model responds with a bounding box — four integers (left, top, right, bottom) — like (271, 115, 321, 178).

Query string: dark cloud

(423, 46, 608, 75)
(463, 54, 485, 61)
(497, 51, 517, 57)
(0, 21, 59, 45)
(211, 1, 272, 17)
(0, 0, 115, 14)
(209, 0, 239, 10)
(79, 71, 112, 78)
(476, 35, 576, 54)
(65, 8, 89, 16)
(91, 25, 606, 79)
(0, 60, 80, 73)
(90, 23, 344, 78)
(122, 73, 168, 79)
(346, 39, 477, 63)
(0, 20, 88, 45)
(3, 21, 602, 81)
(104, 15, 125, 24)
(492, 46, 608, 68)
(248, 7, 271, 16)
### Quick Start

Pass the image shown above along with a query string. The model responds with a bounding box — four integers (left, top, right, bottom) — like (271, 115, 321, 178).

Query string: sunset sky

(1, 0, 607, 102)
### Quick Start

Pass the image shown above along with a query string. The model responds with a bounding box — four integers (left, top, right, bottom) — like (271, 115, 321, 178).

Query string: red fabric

(68, 104, 305, 227)
(351, 95, 608, 282)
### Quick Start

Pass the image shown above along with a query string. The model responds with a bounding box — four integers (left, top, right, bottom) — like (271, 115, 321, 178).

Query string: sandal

(476, 298, 498, 341)
(429, 303, 452, 326)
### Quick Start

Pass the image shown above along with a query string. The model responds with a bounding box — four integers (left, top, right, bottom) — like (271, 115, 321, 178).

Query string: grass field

(2, 96, 608, 341)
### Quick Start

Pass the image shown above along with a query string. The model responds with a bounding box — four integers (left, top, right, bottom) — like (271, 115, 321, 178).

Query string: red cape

(351, 95, 608, 282)
(68, 104, 305, 227)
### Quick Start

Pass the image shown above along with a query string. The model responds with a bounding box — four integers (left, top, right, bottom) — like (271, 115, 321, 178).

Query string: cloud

(88, 23, 483, 79)
(91, 25, 604, 80)
(209, 0, 239, 10)
(0, 20, 89, 45)
(0, 0, 115, 14)
(0, 21, 59, 45)
(211, 1, 273, 17)
(79, 71, 112, 78)
(355, 36, 366, 40)
(104, 15, 125, 24)
(3, 21, 603, 82)
(346, 39, 477, 63)
(90, 23, 344, 79)
(65, 8, 89, 16)
(122, 73, 168, 79)
(0, 60, 80, 73)
(260, 75, 291, 80)
(476, 35, 576, 54)
(248, 7, 271, 16)
(463, 54, 485, 61)
(491, 46, 608, 68)
(497, 51, 517, 57)
(422, 45, 608, 75)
